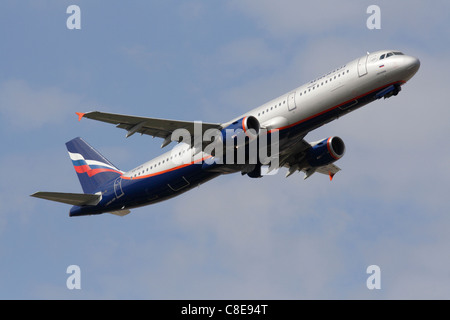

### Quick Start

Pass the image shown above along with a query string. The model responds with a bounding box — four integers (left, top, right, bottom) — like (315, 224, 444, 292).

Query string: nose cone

(407, 56, 420, 72)
(405, 56, 420, 76)
(400, 55, 420, 82)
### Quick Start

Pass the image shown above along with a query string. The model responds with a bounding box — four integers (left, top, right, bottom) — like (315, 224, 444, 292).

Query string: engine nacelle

(221, 116, 260, 147)
(306, 136, 345, 167)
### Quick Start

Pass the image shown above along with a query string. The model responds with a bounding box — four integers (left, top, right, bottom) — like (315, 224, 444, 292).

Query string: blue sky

(1, 0, 449, 299)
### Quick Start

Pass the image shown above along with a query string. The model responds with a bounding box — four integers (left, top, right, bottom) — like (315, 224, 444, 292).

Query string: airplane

(31, 50, 420, 217)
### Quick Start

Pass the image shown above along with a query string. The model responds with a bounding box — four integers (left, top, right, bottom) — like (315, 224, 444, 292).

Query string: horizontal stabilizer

(30, 192, 101, 206)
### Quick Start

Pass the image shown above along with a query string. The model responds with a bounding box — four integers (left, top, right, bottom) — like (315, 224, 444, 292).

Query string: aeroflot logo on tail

(69, 152, 123, 177)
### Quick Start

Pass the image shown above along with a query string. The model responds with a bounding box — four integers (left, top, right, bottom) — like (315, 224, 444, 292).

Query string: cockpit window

(380, 51, 403, 61)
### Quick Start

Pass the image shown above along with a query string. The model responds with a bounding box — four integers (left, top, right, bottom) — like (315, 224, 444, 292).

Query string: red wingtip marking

(329, 172, 335, 181)
(76, 112, 85, 121)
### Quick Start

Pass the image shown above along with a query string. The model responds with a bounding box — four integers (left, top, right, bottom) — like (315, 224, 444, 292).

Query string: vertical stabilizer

(66, 137, 123, 194)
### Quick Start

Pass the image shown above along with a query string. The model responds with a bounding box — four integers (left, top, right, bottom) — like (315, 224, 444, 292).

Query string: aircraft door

(288, 92, 296, 111)
(114, 177, 125, 198)
(357, 54, 368, 77)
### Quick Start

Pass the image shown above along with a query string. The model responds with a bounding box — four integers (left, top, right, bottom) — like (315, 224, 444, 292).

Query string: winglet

(329, 172, 335, 181)
(76, 112, 85, 121)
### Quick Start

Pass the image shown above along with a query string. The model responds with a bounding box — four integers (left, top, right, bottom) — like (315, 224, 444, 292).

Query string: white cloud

(229, 0, 450, 44)
(0, 79, 86, 131)
(215, 38, 281, 74)
(177, 1, 206, 20)
(229, 0, 359, 38)
(164, 176, 352, 298)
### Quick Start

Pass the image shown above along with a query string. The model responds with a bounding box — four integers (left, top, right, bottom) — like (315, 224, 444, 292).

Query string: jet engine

(220, 116, 260, 145)
(306, 136, 345, 167)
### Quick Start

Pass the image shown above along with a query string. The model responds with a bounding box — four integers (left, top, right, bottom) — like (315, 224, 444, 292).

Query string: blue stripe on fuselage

(69, 163, 220, 216)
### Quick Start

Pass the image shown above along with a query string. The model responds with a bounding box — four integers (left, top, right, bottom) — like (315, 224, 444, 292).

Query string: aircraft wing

(77, 111, 222, 148)
(278, 137, 341, 180)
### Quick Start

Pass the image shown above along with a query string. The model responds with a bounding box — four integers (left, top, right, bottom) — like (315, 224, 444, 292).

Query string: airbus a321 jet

(31, 50, 420, 217)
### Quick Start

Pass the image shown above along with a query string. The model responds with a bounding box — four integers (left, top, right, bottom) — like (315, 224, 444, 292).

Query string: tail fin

(66, 137, 123, 194)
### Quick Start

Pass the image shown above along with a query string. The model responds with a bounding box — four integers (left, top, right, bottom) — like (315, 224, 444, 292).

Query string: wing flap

(30, 192, 101, 206)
